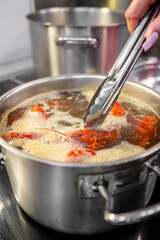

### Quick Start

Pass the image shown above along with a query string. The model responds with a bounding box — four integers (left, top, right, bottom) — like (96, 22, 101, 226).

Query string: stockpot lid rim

(26, 7, 127, 27)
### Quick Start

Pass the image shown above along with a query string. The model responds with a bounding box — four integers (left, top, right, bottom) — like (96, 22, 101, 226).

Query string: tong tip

(83, 110, 106, 127)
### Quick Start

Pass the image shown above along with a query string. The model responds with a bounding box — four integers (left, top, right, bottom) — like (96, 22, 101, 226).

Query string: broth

(0, 88, 160, 163)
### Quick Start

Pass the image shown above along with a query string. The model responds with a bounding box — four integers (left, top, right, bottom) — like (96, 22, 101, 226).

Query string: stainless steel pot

(27, 7, 129, 78)
(35, 0, 132, 11)
(0, 74, 160, 234)
(129, 58, 160, 92)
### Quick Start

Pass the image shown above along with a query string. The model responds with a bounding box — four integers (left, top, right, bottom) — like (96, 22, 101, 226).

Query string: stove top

(1, 69, 160, 240)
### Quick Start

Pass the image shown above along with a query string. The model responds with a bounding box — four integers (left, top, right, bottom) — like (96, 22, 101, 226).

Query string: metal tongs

(84, 0, 160, 127)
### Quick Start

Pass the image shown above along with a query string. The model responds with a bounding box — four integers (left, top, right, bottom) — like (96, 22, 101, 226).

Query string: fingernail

(143, 32, 159, 52)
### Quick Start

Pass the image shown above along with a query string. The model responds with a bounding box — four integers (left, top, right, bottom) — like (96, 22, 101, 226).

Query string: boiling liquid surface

(0, 88, 160, 163)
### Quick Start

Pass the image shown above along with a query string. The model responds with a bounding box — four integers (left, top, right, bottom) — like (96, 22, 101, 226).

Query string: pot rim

(0, 74, 160, 169)
(26, 7, 127, 28)
(131, 57, 160, 72)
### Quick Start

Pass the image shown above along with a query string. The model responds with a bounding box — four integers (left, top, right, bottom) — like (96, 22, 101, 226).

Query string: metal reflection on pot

(27, 7, 129, 77)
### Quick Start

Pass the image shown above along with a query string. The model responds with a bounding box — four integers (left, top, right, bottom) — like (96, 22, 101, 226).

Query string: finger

(146, 14, 160, 39)
(143, 32, 159, 51)
(125, 0, 156, 34)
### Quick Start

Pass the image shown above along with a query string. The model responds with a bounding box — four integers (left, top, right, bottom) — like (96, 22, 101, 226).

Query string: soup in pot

(0, 87, 160, 163)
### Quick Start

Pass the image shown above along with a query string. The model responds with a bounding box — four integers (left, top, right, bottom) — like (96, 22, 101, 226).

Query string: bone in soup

(0, 87, 160, 163)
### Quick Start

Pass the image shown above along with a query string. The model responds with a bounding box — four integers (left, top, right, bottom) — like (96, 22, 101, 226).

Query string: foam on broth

(0, 88, 159, 163)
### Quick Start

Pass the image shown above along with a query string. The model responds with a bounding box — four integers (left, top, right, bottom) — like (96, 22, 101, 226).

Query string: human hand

(125, 0, 160, 39)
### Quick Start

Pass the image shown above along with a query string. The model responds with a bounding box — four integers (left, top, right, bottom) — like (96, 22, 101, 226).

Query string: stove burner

(0, 80, 18, 96)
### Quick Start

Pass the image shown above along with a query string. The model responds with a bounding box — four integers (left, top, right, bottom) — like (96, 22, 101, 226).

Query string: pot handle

(98, 184, 160, 226)
(56, 36, 99, 48)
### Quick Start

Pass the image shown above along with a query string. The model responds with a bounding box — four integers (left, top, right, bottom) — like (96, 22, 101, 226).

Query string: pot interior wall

(0, 75, 160, 121)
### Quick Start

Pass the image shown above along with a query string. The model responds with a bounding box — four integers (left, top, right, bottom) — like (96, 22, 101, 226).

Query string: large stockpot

(35, 0, 132, 11)
(129, 58, 160, 92)
(27, 7, 129, 78)
(1, 74, 160, 234)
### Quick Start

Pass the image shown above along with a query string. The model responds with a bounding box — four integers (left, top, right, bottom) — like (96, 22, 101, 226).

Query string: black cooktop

(1, 72, 160, 240)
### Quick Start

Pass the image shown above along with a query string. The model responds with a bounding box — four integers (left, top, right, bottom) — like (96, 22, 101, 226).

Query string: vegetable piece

(136, 115, 159, 147)
(31, 105, 49, 119)
(66, 149, 96, 163)
(136, 116, 159, 139)
(31, 105, 44, 113)
(111, 101, 125, 117)
(3, 132, 40, 141)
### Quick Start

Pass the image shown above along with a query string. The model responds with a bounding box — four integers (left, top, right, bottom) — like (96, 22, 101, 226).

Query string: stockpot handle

(56, 36, 99, 48)
(98, 183, 160, 226)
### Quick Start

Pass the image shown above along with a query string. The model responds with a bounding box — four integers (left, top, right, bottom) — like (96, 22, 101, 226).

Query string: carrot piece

(31, 105, 44, 113)
(111, 101, 125, 117)
(68, 149, 83, 157)
(138, 136, 150, 148)
(3, 132, 40, 141)
(142, 116, 159, 124)
(66, 149, 96, 163)
(136, 115, 159, 139)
